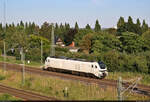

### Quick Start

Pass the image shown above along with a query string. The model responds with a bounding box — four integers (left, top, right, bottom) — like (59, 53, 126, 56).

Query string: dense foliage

(0, 17, 150, 74)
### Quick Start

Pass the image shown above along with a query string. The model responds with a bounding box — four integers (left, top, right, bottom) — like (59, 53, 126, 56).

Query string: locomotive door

(75, 64, 80, 71)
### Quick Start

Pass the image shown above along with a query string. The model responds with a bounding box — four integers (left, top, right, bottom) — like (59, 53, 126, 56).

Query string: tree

(54, 23, 60, 36)
(26, 35, 50, 61)
(12, 22, 15, 28)
(40, 22, 52, 40)
(136, 18, 141, 27)
(119, 32, 144, 53)
(60, 23, 64, 30)
(5, 25, 28, 56)
(0, 23, 3, 40)
(80, 33, 93, 54)
(64, 29, 78, 45)
(127, 16, 135, 32)
(102, 50, 121, 72)
(92, 32, 121, 53)
(135, 18, 142, 35)
(91, 40, 104, 54)
(74, 29, 93, 46)
(85, 24, 91, 30)
(142, 30, 150, 51)
(128, 16, 133, 25)
(55, 23, 69, 41)
(104, 28, 117, 35)
(117, 23, 128, 36)
(65, 23, 70, 31)
(94, 20, 101, 32)
(142, 20, 149, 33)
(75, 22, 79, 30)
(55, 23, 59, 30)
(33, 25, 40, 35)
(20, 21, 24, 28)
(117, 17, 125, 28)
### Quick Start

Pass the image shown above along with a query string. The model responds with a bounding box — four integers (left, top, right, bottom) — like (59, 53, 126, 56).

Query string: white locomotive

(43, 56, 108, 78)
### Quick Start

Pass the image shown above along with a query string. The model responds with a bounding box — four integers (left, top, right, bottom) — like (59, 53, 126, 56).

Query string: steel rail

(0, 62, 150, 97)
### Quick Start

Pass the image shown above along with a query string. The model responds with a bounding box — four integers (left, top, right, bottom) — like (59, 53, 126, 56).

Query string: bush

(100, 51, 149, 73)
(14, 50, 21, 60)
(133, 56, 148, 73)
(140, 51, 150, 74)
(55, 47, 69, 53)
(23, 77, 34, 89)
(0, 94, 11, 100)
(0, 75, 6, 81)
(101, 50, 122, 72)
(26, 48, 41, 62)
(0, 49, 2, 56)
(119, 53, 135, 72)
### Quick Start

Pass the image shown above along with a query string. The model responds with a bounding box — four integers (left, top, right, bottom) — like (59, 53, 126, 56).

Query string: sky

(0, 0, 150, 28)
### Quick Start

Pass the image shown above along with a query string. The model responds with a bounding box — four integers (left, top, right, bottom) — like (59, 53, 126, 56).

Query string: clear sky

(0, 0, 150, 28)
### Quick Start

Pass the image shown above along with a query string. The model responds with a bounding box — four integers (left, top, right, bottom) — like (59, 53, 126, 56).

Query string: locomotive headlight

(105, 71, 108, 76)
(98, 72, 103, 77)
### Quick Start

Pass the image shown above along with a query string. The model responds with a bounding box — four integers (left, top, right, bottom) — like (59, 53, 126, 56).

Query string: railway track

(0, 62, 117, 87)
(0, 84, 57, 101)
(0, 62, 150, 97)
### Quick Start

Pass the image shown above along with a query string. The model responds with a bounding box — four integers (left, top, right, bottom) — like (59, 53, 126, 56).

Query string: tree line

(0, 16, 150, 74)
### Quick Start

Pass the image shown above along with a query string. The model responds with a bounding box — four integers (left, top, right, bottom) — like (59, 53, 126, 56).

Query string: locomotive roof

(49, 56, 97, 63)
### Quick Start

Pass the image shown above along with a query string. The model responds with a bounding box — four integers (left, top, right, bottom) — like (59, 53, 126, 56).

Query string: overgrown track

(0, 84, 57, 101)
(0, 62, 150, 97)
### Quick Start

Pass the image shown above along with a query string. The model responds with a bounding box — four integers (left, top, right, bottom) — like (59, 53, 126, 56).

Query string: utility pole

(21, 48, 25, 85)
(117, 77, 123, 101)
(41, 40, 43, 65)
(50, 23, 55, 57)
(3, 41, 6, 73)
(3, 0, 6, 74)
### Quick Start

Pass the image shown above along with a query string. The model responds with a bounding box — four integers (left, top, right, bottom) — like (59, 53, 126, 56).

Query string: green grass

(0, 55, 150, 86)
(0, 52, 149, 99)
(0, 93, 21, 100)
(0, 69, 149, 100)
(0, 74, 6, 81)
(0, 55, 42, 68)
(107, 72, 150, 86)
(1, 55, 150, 86)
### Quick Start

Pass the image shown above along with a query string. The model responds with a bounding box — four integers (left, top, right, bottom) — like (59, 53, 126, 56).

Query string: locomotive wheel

(85, 73, 89, 77)
(42, 67, 45, 70)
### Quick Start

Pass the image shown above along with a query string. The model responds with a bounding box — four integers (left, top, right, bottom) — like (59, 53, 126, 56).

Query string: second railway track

(0, 84, 57, 101)
(0, 62, 150, 97)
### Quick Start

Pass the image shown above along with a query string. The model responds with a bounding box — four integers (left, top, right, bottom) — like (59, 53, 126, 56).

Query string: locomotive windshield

(98, 61, 106, 69)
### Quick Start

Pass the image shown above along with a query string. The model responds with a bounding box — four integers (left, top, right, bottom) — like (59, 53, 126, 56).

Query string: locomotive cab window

(95, 65, 97, 68)
(91, 65, 94, 68)
(47, 59, 50, 62)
